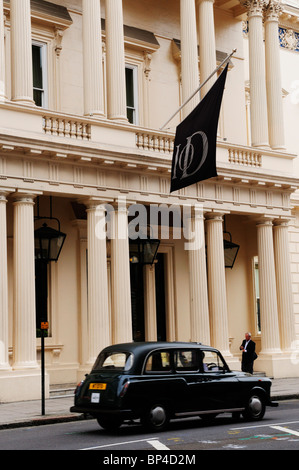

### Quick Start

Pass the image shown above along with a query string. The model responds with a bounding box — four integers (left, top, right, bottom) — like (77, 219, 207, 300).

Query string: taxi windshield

(92, 351, 133, 371)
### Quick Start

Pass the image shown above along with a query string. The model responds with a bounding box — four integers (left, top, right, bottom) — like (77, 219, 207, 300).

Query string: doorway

(130, 253, 167, 342)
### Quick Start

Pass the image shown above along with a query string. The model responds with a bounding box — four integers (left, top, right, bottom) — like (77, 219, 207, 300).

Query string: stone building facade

(0, 0, 299, 402)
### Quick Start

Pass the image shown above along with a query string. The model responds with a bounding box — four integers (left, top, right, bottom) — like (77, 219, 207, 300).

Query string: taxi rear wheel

(141, 403, 170, 431)
(96, 415, 123, 431)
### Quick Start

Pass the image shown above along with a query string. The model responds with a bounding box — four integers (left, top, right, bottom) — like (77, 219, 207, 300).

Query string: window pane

(175, 350, 198, 371)
(126, 67, 134, 108)
(126, 107, 134, 124)
(93, 352, 133, 371)
(145, 351, 171, 372)
(201, 350, 226, 372)
(33, 89, 42, 107)
(32, 45, 43, 89)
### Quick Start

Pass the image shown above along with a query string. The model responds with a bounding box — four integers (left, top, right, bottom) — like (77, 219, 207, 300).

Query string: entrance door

(130, 253, 167, 342)
(155, 253, 167, 341)
(130, 261, 145, 341)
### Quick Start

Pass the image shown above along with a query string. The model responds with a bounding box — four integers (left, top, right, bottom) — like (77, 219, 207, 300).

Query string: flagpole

(160, 48, 237, 131)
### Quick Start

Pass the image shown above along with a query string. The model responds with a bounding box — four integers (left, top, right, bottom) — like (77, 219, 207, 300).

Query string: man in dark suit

(240, 332, 256, 374)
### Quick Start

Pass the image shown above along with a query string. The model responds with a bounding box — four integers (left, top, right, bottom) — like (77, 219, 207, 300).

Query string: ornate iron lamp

(129, 237, 160, 265)
(223, 221, 239, 269)
(34, 197, 66, 262)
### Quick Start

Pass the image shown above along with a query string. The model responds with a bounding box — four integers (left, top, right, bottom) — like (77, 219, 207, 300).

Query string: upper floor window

(32, 41, 48, 108)
(125, 64, 138, 124)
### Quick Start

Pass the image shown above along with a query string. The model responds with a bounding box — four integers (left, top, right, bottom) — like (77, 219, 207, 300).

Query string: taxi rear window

(145, 351, 171, 373)
(93, 352, 133, 371)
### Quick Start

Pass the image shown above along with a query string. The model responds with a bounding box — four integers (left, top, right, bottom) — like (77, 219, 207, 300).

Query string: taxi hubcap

(150, 406, 166, 426)
(248, 396, 262, 417)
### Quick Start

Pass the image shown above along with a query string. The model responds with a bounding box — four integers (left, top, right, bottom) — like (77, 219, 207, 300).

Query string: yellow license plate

(89, 383, 107, 390)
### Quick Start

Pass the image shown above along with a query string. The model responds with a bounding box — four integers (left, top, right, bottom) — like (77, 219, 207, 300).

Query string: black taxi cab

(70, 341, 278, 431)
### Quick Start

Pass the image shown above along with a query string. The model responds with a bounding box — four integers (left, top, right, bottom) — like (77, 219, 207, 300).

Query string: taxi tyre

(242, 392, 266, 421)
(96, 415, 123, 431)
(141, 402, 170, 431)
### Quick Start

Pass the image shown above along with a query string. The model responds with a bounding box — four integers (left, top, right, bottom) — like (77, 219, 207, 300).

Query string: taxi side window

(201, 350, 226, 372)
(145, 351, 171, 373)
(175, 350, 198, 372)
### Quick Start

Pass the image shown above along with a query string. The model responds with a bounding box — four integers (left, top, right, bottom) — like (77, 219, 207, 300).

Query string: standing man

(240, 332, 256, 374)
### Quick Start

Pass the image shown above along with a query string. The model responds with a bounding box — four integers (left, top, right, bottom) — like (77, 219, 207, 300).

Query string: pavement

(0, 377, 299, 430)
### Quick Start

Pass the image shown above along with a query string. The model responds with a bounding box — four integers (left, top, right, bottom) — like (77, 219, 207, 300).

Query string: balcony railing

(43, 116, 91, 140)
(0, 103, 295, 180)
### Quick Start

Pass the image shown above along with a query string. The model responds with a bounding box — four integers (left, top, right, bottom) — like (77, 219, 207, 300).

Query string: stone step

(49, 384, 76, 399)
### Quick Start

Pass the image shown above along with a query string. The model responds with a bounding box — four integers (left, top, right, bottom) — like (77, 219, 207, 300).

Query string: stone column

(13, 194, 38, 369)
(10, 0, 34, 105)
(82, 0, 104, 117)
(186, 206, 210, 345)
(206, 213, 230, 355)
(144, 264, 157, 341)
(241, 0, 269, 148)
(105, 0, 127, 121)
(0, 0, 6, 101)
(180, 0, 199, 117)
(0, 192, 10, 369)
(197, 0, 217, 97)
(86, 200, 110, 364)
(273, 219, 295, 352)
(256, 218, 281, 354)
(110, 198, 132, 343)
(264, 0, 285, 150)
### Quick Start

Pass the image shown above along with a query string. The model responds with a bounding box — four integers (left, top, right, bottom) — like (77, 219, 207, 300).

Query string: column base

(11, 98, 36, 107)
(0, 369, 48, 403)
(251, 142, 270, 149)
(254, 352, 299, 378)
(84, 111, 105, 119)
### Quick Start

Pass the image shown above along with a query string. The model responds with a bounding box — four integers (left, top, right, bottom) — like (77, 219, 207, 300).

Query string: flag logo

(170, 64, 228, 193)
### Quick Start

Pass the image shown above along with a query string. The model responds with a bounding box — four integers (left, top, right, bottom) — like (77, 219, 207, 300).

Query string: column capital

(264, 0, 283, 22)
(205, 211, 229, 222)
(240, 0, 267, 17)
(273, 217, 292, 227)
(81, 196, 114, 210)
(11, 190, 42, 205)
(255, 215, 275, 226)
(196, 0, 215, 4)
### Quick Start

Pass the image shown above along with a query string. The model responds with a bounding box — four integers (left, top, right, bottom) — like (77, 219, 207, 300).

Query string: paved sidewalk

(0, 377, 299, 430)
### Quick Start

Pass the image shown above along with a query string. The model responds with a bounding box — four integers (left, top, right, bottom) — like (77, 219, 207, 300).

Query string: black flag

(170, 64, 228, 193)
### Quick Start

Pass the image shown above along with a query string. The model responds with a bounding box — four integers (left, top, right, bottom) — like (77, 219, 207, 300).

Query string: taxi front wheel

(242, 393, 265, 421)
(141, 403, 170, 431)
